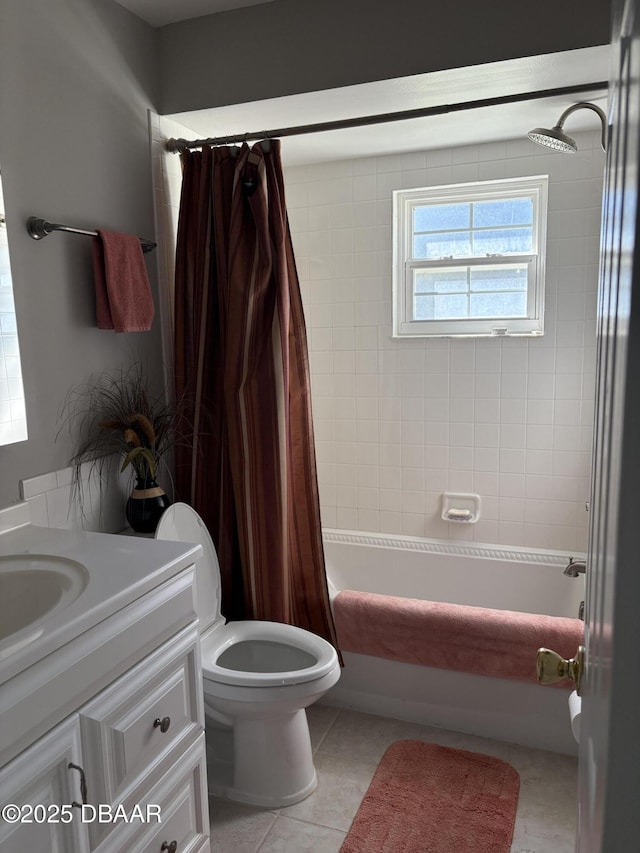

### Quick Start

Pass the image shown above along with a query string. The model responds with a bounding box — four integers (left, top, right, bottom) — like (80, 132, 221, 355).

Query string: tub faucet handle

(563, 558, 586, 577)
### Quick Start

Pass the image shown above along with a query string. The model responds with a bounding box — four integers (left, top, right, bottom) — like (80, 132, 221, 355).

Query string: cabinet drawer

(95, 734, 209, 853)
(135, 747, 207, 853)
(79, 622, 203, 845)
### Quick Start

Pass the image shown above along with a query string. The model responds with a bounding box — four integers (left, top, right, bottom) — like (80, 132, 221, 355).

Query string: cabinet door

(0, 715, 89, 853)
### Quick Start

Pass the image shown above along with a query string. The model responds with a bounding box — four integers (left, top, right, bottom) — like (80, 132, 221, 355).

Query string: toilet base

(205, 709, 318, 807)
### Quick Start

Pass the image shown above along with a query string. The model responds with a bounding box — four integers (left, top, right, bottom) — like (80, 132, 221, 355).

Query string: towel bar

(26, 217, 157, 253)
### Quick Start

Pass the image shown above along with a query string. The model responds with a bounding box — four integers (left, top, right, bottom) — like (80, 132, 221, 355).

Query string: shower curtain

(173, 140, 339, 650)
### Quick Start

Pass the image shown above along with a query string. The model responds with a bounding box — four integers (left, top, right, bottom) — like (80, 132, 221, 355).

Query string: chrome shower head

(528, 101, 607, 153)
(528, 125, 577, 153)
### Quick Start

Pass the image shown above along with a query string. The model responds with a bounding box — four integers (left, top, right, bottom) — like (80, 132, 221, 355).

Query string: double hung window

(393, 176, 548, 337)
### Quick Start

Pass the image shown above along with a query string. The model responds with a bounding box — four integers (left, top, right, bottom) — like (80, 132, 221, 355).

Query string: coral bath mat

(340, 740, 520, 853)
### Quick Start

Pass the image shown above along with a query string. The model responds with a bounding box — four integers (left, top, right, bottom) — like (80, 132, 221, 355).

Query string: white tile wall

(16, 458, 129, 533)
(0, 500, 30, 534)
(286, 130, 604, 552)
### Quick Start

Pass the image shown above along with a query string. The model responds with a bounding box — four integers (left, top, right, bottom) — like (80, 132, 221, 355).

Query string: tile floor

(208, 705, 578, 853)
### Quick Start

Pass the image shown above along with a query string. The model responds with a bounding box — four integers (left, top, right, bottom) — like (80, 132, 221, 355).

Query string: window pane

(414, 268, 468, 294)
(472, 227, 532, 254)
(413, 231, 471, 258)
(412, 263, 531, 321)
(473, 198, 533, 227)
(414, 294, 434, 319)
(469, 291, 528, 318)
(470, 265, 528, 291)
(414, 203, 470, 232)
(395, 177, 546, 336)
(415, 293, 468, 320)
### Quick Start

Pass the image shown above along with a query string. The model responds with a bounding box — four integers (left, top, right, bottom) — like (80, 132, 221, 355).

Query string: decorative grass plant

(60, 364, 187, 518)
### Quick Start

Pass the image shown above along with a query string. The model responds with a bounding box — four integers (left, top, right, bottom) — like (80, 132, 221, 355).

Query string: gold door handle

(536, 645, 585, 695)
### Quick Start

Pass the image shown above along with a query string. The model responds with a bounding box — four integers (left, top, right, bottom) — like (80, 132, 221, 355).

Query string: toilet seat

(200, 619, 339, 687)
(156, 502, 339, 689)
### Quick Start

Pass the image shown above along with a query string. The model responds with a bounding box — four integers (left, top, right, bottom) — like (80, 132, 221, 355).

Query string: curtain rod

(165, 81, 608, 153)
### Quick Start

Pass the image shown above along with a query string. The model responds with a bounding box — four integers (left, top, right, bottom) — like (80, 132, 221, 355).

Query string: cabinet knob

(153, 716, 171, 733)
(161, 842, 177, 853)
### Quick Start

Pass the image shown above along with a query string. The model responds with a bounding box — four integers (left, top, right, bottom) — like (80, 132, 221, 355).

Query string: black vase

(125, 475, 171, 533)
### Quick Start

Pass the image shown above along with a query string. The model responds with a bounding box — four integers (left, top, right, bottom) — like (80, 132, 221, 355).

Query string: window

(392, 176, 548, 338)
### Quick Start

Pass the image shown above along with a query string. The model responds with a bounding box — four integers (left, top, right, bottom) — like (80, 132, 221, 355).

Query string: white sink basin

(0, 555, 89, 658)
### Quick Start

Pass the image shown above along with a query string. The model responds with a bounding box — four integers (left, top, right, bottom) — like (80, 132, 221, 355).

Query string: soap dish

(441, 492, 481, 524)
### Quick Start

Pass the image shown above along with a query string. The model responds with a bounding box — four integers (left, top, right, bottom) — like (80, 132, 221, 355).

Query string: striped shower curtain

(173, 141, 339, 650)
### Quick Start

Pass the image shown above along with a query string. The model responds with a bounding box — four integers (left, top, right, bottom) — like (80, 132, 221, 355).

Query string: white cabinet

(0, 716, 89, 853)
(0, 583, 210, 853)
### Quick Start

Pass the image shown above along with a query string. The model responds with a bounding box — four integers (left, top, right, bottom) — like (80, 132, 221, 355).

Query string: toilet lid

(155, 503, 223, 633)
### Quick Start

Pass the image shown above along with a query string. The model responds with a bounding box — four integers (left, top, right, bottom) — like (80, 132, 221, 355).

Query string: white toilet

(155, 502, 341, 807)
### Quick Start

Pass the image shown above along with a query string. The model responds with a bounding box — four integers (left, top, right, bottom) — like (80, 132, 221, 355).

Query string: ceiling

(115, 0, 273, 27)
(166, 47, 609, 166)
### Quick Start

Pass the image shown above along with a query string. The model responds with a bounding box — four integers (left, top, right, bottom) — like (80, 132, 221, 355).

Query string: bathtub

(322, 530, 585, 755)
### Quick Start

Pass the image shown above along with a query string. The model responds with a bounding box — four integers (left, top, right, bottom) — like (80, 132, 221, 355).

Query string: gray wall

(0, 0, 161, 506)
(158, 0, 612, 114)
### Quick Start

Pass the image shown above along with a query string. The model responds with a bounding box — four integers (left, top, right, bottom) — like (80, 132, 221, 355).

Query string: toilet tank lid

(155, 502, 222, 632)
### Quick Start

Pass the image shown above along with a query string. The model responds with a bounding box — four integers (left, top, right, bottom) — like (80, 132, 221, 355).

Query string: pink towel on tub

(333, 590, 584, 687)
(92, 229, 154, 332)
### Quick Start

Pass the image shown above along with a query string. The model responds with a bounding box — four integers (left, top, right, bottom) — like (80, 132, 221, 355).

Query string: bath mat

(340, 740, 520, 853)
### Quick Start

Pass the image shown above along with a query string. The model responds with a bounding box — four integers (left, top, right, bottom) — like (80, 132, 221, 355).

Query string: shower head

(528, 125, 577, 153)
(528, 101, 607, 153)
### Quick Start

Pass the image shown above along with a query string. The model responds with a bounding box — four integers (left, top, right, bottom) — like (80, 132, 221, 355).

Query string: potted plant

(62, 364, 184, 532)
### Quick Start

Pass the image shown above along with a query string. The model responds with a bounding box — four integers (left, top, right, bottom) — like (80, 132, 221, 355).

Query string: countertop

(0, 523, 202, 685)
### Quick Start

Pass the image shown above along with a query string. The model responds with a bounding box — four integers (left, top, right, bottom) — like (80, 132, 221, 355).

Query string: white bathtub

(322, 530, 585, 755)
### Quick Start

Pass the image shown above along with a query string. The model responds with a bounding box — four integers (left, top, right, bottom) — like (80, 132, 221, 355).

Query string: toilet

(155, 502, 341, 807)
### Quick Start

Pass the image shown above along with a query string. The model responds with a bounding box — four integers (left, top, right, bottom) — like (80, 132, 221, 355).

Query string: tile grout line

(311, 705, 342, 754)
(253, 811, 279, 853)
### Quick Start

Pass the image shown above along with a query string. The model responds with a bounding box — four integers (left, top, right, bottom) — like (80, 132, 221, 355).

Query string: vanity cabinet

(0, 549, 210, 853)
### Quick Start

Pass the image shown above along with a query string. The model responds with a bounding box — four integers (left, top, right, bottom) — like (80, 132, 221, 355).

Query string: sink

(0, 555, 89, 658)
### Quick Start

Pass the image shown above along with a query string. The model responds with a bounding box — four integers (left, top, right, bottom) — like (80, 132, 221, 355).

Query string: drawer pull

(154, 716, 171, 733)
(68, 762, 88, 807)
(161, 842, 177, 852)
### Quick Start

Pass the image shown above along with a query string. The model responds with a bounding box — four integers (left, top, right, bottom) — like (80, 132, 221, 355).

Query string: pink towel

(92, 229, 154, 332)
(333, 590, 584, 686)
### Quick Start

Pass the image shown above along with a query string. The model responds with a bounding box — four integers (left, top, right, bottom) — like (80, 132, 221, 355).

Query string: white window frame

(392, 175, 549, 338)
